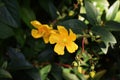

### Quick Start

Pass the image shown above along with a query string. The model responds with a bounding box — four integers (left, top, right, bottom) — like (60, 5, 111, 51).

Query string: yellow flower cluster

(31, 20, 78, 55)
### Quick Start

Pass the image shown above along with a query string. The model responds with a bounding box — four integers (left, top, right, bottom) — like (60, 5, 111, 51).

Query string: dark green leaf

(0, 22, 14, 39)
(7, 47, 33, 70)
(0, 68, 12, 78)
(40, 65, 51, 80)
(20, 7, 36, 29)
(105, 21, 120, 31)
(14, 28, 26, 47)
(93, 70, 106, 80)
(0, 0, 20, 27)
(50, 64, 63, 80)
(39, 0, 58, 19)
(92, 26, 117, 54)
(26, 68, 41, 80)
(85, 0, 100, 25)
(38, 48, 54, 63)
(60, 19, 87, 34)
(106, 0, 120, 21)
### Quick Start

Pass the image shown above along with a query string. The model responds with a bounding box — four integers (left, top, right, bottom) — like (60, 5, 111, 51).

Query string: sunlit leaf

(85, 0, 100, 25)
(106, 0, 120, 21)
(90, 0, 109, 14)
(0, 68, 12, 78)
(92, 26, 117, 54)
(62, 68, 79, 80)
(40, 64, 51, 80)
(72, 67, 86, 80)
(114, 10, 120, 22)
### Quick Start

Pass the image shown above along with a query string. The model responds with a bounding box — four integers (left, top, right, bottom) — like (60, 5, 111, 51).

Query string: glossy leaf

(60, 19, 87, 34)
(38, 48, 54, 63)
(0, 68, 12, 78)
(0, 22, 14, 39)
(85, 0, 100, 25)
(0, 0, 20, 27)
(105, 21, 120, 31)
(106, 0, 120, 21)
(14, 28, 26, 47)
(20, 7, 36, 29)
(40, 64, 51, 80)
(92, 26, 117, 54)
(7, 47, 33, 70)
(50, 64, 63, 80)
(39, 0, 58, 19)
(26, 68, 41, 80)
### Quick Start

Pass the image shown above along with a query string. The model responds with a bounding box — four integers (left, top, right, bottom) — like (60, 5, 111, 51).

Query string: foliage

(0, 0, 120, 80)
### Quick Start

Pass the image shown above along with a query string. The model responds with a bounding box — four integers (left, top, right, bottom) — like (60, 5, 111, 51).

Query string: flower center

(63, 38, 67, 43)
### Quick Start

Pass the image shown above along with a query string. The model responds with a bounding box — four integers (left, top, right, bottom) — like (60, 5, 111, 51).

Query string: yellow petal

(31, 20, 42, 29)
(69, 29, 76, 41)
(43, 36, 49, 44)
(66, 42, 78, 53)
(31, 29, 42, 38)
(54, 43, 65, 55)
(49, 33, 59, 44)
(57, 26, 68, 36)
(90, 71, 96, 78)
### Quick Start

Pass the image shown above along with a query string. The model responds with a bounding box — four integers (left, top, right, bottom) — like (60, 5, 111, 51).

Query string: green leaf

(106, 0, 120, 21)
(92, 26, 117, 54)
(38, 48, 54, 63)
(50, 64, 63, 80)
(114, 10, 120, 22)
(20, 7, 36, 29)
(39, 0, 58, 19)
(93, 70, 106, 80)
(0, 22, 14, 39)
(0, 68, 12, 78)
(105, 21, 120, 31)
(72, 67, 86, 80)
(14, 28, 26, 47)
(40, 64, 51, 80)
(60, 19, 87, 34)
(90, 0, 109, 14)
(84, 0, 100, 25)
(0, 0, 20, 27)
(62, 68, 79, 80)
(26, 68, 41, 80)
(7, 47, 33, 70)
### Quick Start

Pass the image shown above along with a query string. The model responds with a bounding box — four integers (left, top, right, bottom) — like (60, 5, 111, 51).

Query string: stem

(82, 37, 85, 53)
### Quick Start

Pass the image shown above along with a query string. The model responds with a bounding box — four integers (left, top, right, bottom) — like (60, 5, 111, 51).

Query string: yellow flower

(90, 71, 96, 78)
(31, 20, 53, 43)
(49, 26, 78, 55)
